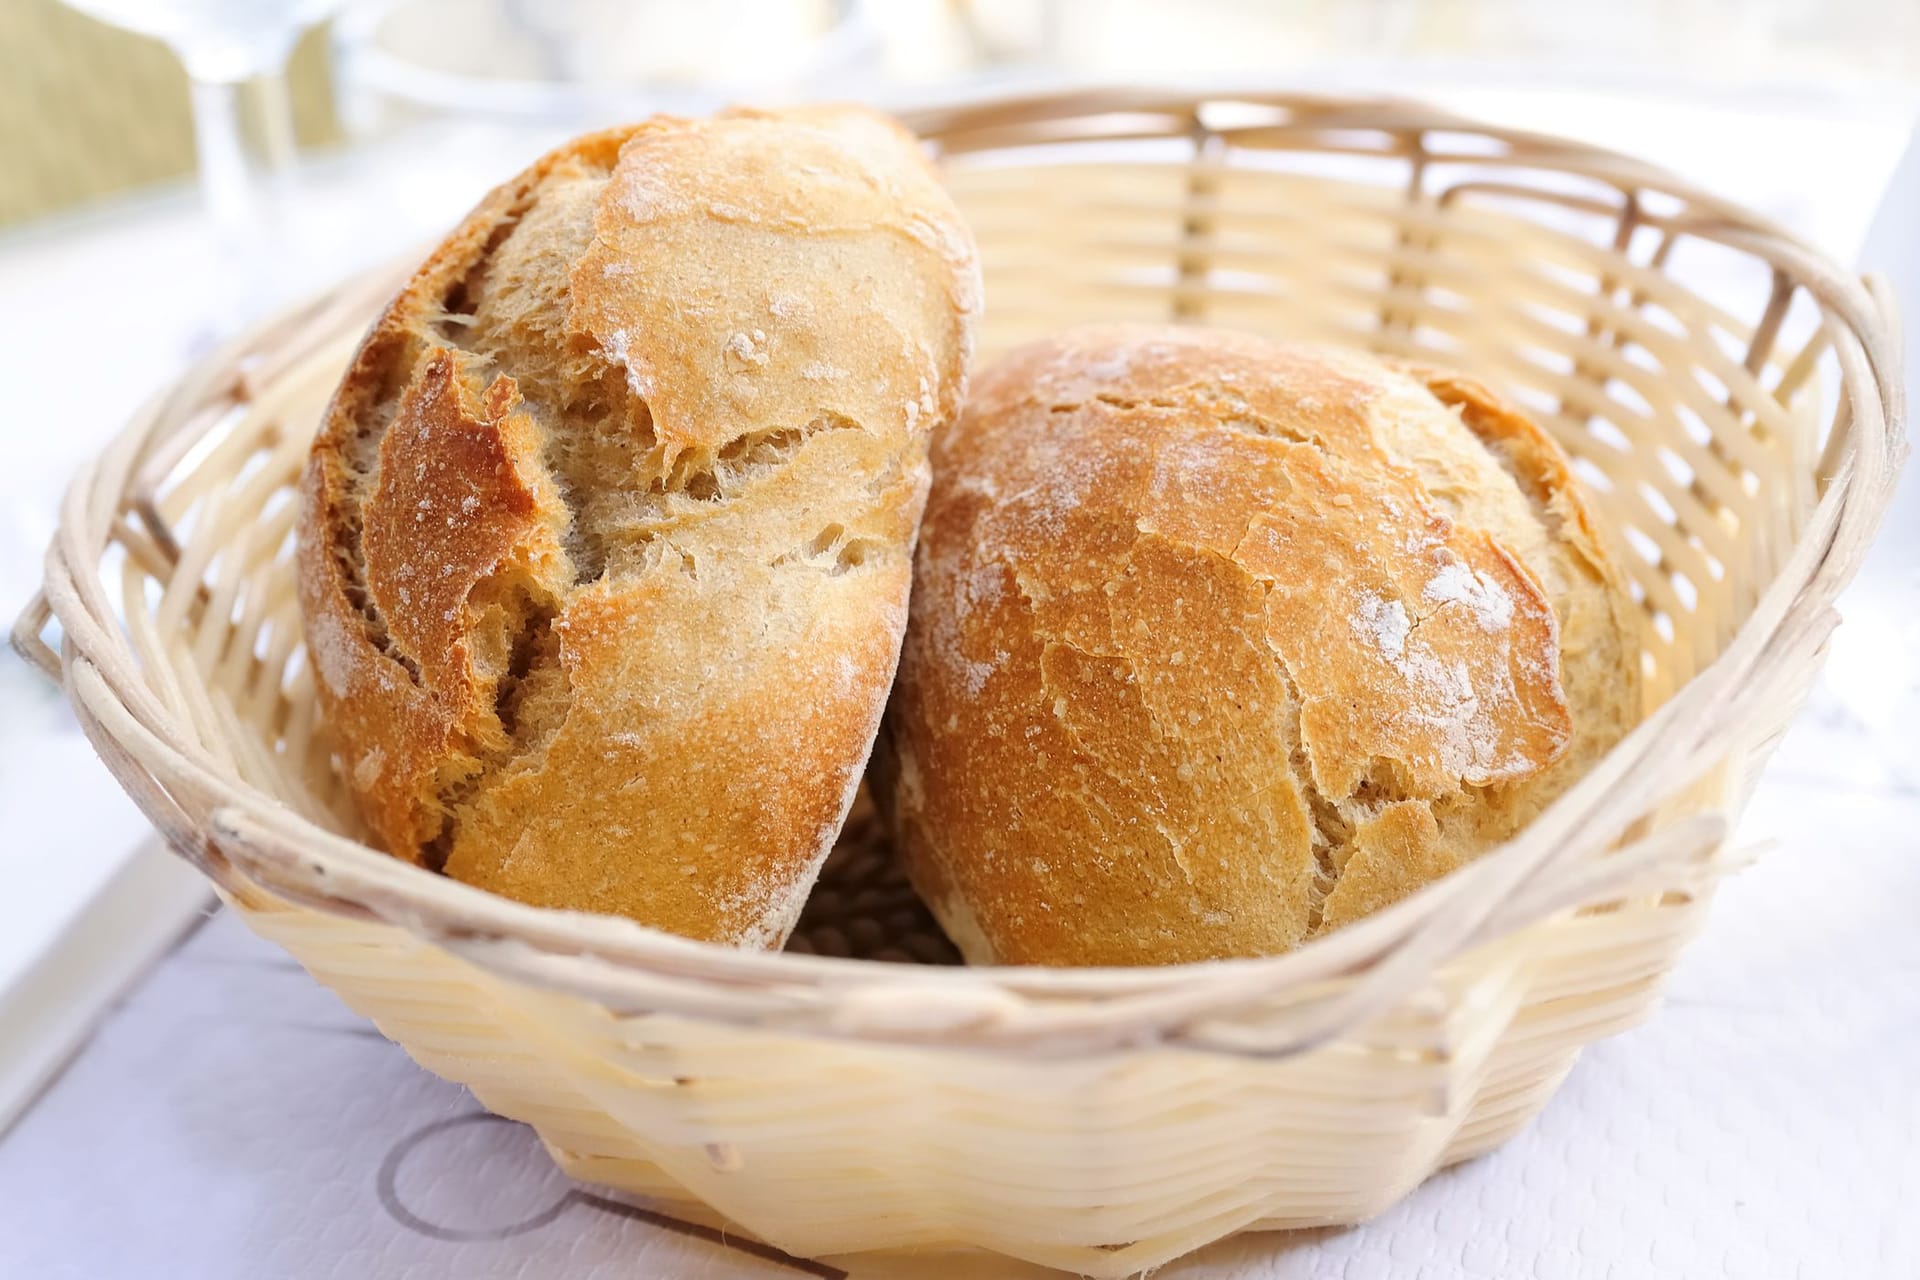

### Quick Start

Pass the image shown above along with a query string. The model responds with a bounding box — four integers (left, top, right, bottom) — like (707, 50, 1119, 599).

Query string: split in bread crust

(297, 106, 980, 947)
(882, 325, 1642, 965)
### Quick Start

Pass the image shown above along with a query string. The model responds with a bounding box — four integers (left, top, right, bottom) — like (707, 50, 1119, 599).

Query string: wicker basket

(13, 89, 1905, 1277)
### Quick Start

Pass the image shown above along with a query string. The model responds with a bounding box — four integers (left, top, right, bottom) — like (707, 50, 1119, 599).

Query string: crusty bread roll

(297, 106, 979, 946)
(882, 325, 1641, 966)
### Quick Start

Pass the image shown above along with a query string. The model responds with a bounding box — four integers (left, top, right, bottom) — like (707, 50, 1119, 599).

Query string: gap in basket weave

(784, 787, 961, 965)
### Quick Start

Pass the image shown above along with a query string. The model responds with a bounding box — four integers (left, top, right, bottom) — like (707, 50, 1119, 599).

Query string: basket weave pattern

(14, 91, 1904, 1276)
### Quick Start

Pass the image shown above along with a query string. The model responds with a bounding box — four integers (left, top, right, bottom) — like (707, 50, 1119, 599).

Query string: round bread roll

(882, 325, 1642, 966)
(297, 106, 980, 946)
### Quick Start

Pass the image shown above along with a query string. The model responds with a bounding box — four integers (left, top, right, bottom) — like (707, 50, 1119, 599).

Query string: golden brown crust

(884, 325, 1641, 965)
(297, 106, 979, 946)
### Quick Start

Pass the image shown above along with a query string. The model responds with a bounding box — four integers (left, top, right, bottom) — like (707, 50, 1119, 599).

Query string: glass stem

(183, 66, 298, 330)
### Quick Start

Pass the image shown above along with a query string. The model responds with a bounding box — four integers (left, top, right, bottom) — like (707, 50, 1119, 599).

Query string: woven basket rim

(899, 81, 1811, 238)
(15, 87, 1907, 1055)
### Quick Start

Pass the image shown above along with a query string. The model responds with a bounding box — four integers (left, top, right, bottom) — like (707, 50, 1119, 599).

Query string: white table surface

(1, 79, 1916, 1278)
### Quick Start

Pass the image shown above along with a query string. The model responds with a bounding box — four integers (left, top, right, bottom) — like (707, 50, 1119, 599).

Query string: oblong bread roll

(298, 106, 980, 946)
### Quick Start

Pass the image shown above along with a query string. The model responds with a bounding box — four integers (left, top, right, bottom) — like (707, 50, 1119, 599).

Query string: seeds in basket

(295, 106, 981, 947)
(879, 324, 1644, 966)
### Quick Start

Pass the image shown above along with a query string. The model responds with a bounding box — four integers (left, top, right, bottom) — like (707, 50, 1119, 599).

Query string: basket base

(223, 871, 1715, 1279)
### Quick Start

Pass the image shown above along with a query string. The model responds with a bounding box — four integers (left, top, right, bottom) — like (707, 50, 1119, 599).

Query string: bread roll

(297, 106, 979, 946)
(882, 325, 1641, 966)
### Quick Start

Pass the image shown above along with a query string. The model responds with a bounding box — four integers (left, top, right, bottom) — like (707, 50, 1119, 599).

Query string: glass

(332, 0, 876, 137)
(58, 0, 349, 334)
(1829, 116, 1920, 789)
